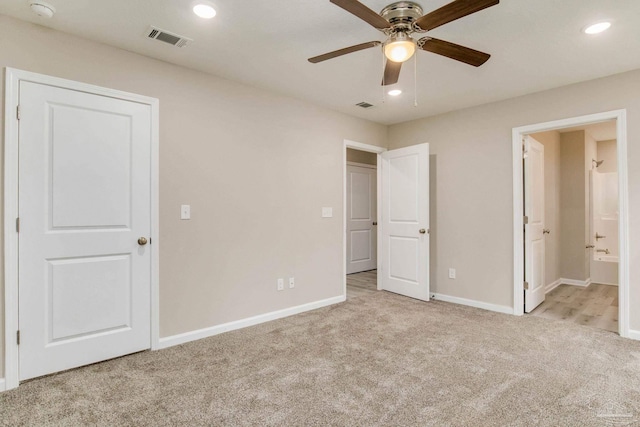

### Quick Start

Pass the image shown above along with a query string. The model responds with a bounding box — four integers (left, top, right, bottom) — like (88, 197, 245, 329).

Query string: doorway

(512, 110, 629, 337)
(343, 140, 431, 302)
(344, 141, 383, 300)
(4, 68, 160, 390)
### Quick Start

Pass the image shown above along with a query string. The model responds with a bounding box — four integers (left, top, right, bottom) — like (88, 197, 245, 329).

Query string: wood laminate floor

(529, 283, 618, 333)
(346, 270, 377, 299)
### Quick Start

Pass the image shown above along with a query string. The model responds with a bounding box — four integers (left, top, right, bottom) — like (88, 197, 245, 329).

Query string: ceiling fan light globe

(384, 38, 416, 63)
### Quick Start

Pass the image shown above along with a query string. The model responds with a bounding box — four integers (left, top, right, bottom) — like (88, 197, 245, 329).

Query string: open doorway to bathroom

(518, 118, 623, 334)
(345, 147, 378, 300)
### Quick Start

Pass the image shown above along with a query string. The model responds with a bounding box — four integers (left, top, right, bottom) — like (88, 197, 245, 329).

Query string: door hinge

(16, 217, 20, 233)
(16, 330, 20, 345)
(523, 216, 528, 225)
(16, 105, 20, 120)
(523, 281, 529, 290)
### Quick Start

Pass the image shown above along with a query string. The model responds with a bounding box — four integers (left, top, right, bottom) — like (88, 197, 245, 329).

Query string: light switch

(181, 205, 191, 220)
(322, 207, 333, 218)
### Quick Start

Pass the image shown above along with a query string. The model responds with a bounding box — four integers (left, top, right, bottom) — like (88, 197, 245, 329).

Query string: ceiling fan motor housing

(380, 1, 424, 27)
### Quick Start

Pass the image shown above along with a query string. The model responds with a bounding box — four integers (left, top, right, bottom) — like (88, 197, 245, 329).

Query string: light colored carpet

(2, 291, 640, 426)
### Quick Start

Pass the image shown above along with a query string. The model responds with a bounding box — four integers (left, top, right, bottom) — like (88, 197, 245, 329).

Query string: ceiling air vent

(356, 102, 374, 109)
(146, 26, 192, 48)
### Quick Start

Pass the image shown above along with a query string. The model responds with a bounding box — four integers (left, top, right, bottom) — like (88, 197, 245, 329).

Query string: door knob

(138, 237, 148, 246)
(543, 229, 551, 234)
(419, 229, 426, 234)
(373, 222, 378, 226)
(586, 245, 595, 249)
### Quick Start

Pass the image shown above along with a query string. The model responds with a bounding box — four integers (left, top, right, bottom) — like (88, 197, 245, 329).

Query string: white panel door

(347, 165, 377, 274)
(381, 144, 429, 301)
(18, 81, 152, 380)
(524, 136, 545, 313)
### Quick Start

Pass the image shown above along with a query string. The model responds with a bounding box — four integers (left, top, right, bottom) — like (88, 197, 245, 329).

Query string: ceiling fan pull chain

(381, 44, 386, 103)
(414, 51, 418, 107)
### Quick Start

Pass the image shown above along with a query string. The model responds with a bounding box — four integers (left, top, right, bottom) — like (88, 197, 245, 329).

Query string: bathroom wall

(584, 132, 598, 279)
(559, 131, 588, 282)
(597, 140, 618, 173)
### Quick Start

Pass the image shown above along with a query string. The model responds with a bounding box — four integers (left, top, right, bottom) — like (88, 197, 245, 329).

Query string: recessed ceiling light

(193, 4, 216, 19)
(388, 89, 402, 96)
(29, 1, 55, 18)
(583, 21, 611, 35)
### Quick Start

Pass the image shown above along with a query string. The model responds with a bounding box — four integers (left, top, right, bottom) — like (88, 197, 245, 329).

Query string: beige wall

(559, 131, 588, 281)
(388, 68, 640, 323)
(530, 131, 561, 287)
(346, 148, 377, 165)
(0, 16, 388, 377)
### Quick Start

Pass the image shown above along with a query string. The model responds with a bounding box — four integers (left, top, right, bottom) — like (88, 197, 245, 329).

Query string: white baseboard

(0, 378, 5, 392)
(591, 281, 618, 286)
(627, 330, 640, 341)
(560, 277, 591, 287)
(545, 279, 562, 294)
(431, 293, 513, 315)
(156, 295, 346, 350)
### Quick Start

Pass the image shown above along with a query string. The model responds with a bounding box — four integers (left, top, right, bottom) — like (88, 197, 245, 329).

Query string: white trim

(431, 293, 514, 315)
(157, 295, 345, 349)
(343, 140, 386, 297)
(512, 110, 630, 339)
(559, 278, 591, 287)
(545, 279, 562, 294)
(591, 281, 618, 287)
(628, 330, 640, 341)
(344, 140, 387, 154)
(3, 68, 160, 390)
(0, 378, 5, 392)
(346, 161, 377, 170)
(4, 68, 20, 391)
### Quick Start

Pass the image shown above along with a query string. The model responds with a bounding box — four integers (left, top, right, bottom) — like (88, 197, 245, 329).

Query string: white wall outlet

(322, 207, 333, 218)
(448, 268, 456, 279)
(277, 278, 284, 291)
(289, 277, 295, 289)
(180, 204, 191, 220)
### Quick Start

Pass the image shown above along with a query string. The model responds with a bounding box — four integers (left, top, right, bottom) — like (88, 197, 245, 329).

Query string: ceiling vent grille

(146, 26, 192, 48)
(356, 102, 374, 108)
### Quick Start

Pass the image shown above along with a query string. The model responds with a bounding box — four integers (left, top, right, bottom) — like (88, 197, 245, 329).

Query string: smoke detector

(30, 1, 56, 18)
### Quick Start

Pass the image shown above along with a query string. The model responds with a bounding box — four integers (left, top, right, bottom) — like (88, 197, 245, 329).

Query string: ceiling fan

(308, 0, 499, 85)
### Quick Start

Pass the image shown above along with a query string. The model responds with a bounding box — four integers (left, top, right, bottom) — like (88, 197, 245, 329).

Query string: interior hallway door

(18, 81, 152, 380)
(524, 136, 546, 312)
(346, 164, 377, 274)
(380, 144, 430, 301)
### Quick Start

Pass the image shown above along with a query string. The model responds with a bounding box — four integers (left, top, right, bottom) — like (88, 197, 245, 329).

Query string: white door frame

(512, 109, 629, 338)
(343, 140, 386, 297)
(3, 68, 160, 391)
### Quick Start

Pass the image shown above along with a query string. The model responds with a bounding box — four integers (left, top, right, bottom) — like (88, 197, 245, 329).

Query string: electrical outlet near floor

(277, 278, 284, 291)
(448, 268, 456, 279)
(289, 277, 295, 289)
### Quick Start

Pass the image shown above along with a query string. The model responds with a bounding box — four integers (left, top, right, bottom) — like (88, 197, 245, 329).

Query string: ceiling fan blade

(382, 60, 402, 86)
(414, 0, 499, 32)
(330, 0, 391, 30)
(418, 37, 490, 67)
(308, 41, 381, 63)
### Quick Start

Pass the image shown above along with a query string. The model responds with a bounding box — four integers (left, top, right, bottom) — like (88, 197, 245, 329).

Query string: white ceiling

(2, 0, 639, 125)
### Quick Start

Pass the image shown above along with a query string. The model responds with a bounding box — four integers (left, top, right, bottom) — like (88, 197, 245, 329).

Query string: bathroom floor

(530, 283, 618, 333)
